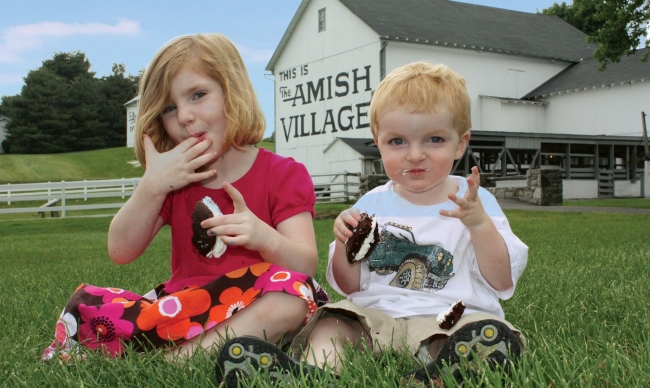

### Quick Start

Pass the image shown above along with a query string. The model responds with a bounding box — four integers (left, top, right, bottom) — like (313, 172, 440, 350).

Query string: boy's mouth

(400, 168, 430, 176)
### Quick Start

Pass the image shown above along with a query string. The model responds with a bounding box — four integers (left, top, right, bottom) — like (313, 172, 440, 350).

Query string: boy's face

(374, 103, 470, 204)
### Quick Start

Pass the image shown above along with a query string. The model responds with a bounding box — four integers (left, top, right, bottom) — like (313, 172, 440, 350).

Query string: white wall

(126, 105, 138, 148)
(323, 139, 363, 173)
(543, 81, 650, 136)
(273, 0, 379, 174)
(563, 180, 598, 199)
(384, 41, 570, 132)
(614, 180, 641, 197)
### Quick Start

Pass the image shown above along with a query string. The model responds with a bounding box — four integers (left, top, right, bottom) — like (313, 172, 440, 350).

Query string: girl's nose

(177, 105, 195, 127)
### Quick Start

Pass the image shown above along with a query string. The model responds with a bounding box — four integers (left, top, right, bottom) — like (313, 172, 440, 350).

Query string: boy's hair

(134, 34, 265, 168)
(370, 62, 471, 137)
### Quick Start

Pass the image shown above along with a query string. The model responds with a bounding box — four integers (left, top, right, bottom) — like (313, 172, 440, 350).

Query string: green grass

(565, 198, 650, 209)
(0, 142, 274, 185)
(0, 147, 144, 184)
(1, 210, 649, 387)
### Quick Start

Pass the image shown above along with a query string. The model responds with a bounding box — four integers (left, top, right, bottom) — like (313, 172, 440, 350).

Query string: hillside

(0, 142, 275, 184)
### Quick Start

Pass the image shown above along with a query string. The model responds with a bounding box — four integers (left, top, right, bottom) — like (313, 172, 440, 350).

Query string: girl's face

(374, 103, 470, 205)
(161, 66, 227, 157)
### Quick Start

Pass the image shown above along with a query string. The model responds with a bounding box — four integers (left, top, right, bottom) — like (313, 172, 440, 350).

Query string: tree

(543, 0, 650, 70)
(97, 63, 140, 148)
(1, 52, 139, 153)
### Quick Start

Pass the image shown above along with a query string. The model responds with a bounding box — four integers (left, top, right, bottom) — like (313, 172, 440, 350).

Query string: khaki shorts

(290, 299, 523, 361)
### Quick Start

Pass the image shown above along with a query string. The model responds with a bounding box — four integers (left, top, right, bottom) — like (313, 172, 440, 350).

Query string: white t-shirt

(327, 176, 528, 319)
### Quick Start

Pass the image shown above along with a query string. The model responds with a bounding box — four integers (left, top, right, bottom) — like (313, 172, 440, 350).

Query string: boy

(215, 62, 528, 387)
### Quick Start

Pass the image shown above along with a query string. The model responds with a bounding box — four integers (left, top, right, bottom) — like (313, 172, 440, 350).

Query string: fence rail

(0, 173, 359, 217)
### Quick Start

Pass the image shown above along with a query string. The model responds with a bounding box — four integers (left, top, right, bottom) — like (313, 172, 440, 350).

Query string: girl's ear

(455, 130, 471, 160)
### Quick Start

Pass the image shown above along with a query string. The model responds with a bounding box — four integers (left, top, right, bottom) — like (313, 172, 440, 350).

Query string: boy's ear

(455, 130, 471, 160)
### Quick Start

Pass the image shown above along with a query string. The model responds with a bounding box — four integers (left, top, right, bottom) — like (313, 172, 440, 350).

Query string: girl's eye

(389, 138, 404, 145)
(162, 105, 176, 114)
(193, 91, 207, 100)
(427, 137, 443, 143)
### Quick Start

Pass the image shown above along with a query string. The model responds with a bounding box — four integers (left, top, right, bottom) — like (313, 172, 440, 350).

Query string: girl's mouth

(400, 168, 430, 176)
(192, 132, 207, 142)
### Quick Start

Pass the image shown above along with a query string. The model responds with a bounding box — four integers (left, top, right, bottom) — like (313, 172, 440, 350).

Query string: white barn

(266, 0, 650, 199)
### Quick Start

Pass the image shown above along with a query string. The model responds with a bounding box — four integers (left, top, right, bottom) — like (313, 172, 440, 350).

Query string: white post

(643, 160, 650, 198)
(7, 183, 10, 205)
(84, 180, 88, 201)
(48, 182, 52, 201)
(121, 178, 125, 199)
(61, 181, 66, 218)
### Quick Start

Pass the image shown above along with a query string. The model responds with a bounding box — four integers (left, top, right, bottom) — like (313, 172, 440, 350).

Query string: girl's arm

(108, 134, 217, 264)
(202, 182, 318, 276)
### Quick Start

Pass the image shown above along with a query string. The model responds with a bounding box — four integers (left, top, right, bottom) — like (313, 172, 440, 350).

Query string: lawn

(565, 198, 650, 209)
(1, 209, 649, 387)
(0, 142, 274, 184)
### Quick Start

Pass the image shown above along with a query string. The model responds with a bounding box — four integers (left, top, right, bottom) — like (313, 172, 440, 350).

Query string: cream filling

(201, 196, 227, 258)
(437, 300, 464, 325)
(353, 216, 377, 262)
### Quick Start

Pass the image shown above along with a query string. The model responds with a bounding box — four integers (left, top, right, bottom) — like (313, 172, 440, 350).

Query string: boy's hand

(440, 166, 491, 229)
(141, 134, 217, 196)
(333, 208, 361, 244)
(202, 182, 272, 252)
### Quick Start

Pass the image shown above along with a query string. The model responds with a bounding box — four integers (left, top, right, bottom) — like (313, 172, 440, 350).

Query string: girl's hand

(333, 208, 361, 244)
(141, 134, 217, 196)
(201, 182, 273, 252)
(439, 166, 491, 230)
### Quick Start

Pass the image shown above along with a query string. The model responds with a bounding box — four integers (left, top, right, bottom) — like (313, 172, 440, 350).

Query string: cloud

(0, 20, 141, 63)
(235, 44, 274, 63)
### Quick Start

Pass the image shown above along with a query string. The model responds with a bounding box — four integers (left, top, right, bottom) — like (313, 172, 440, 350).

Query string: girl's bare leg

(169, 292, 307, 358)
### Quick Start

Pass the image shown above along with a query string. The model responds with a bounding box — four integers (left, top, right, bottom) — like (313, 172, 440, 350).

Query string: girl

(43, 34, 329, 360)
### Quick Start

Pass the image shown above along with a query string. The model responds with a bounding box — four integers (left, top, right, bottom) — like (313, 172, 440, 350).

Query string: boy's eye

(193, 91, 207, 100)
(389, 138, 404, 145)
(427, 137, 443, 143)
(162, 105, 176, 114)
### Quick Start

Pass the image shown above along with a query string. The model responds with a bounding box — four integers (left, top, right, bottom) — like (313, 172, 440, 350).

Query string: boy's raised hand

(202, 182, 272, 252)
(333, 208, 361, 244)
(439, 166, 491, 229)
(141, 134, 217, 196)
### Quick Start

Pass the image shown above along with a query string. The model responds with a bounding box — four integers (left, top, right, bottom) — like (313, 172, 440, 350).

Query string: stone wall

(359, 174, 390, 195)
(483, 168, 563, 206)
(359, 168, 563, 206)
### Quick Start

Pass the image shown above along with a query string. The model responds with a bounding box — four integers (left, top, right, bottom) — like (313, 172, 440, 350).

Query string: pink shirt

(160, 148, 315, 293)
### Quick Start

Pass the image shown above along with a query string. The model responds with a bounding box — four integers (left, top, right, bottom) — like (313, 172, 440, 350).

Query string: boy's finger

(223, 182, 248, 214)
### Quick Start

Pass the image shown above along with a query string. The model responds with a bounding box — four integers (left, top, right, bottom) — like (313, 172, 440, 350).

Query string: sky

(0, 0, 572, 138)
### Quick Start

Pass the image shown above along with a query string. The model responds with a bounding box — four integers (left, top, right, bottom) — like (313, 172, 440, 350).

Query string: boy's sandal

(215, 336, 332, 387)
(402, 319, 523, 387)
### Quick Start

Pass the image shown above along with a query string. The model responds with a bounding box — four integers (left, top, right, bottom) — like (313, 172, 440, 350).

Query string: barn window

(318, 8, 326, 32)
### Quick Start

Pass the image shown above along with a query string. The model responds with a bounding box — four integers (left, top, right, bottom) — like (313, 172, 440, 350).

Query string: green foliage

(543, 0, 650, 70)
(0, 52, 139, 154)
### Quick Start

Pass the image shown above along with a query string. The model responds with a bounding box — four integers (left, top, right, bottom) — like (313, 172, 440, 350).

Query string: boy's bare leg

(302, 316, 372, 371)
(169, 292, 307, 358)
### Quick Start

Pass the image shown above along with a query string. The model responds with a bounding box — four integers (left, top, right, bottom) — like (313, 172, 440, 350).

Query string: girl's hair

(369, 62, 471, 137)
(134, 34, 265, 168)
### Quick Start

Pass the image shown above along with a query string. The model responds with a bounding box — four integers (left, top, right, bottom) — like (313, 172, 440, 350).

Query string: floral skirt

(42, 262, 331, 359)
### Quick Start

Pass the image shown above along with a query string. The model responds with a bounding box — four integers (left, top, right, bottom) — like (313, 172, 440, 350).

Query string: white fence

(0, 174, 360, 218)
(0, 178, 141, 218)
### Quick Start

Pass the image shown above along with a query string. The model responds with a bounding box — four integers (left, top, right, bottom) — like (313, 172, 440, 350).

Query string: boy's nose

(406, 145, 425, 162)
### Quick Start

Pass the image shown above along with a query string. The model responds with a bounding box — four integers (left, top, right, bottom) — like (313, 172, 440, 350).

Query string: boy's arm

(440, 167, 512, 291)
(328, 208, 362, 295)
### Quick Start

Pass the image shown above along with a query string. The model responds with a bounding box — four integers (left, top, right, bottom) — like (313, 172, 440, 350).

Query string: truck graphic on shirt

(368, 222, 454, 292)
